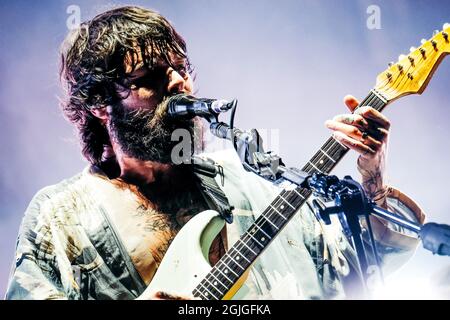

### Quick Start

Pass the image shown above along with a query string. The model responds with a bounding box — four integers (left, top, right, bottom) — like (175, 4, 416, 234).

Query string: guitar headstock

(375, 23, 450, 102)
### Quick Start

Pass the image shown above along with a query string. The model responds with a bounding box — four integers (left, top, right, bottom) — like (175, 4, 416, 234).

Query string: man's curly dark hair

(60, 6, 192, 165)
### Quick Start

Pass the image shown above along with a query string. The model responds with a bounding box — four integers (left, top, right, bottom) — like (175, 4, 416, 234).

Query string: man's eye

(175, 65, 188, 78)
(130, 77, 147, 88)
(129, 74, 158, 89)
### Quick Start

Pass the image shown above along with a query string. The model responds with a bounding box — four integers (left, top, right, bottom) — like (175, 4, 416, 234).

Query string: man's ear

(90, 106, 110, 125)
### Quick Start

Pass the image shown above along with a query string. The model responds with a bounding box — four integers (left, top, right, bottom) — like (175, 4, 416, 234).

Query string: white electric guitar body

(141, 210, 229, 298)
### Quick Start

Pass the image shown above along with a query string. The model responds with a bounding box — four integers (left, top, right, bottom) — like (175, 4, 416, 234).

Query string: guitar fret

(320, 148, 336, 163)
(208, 272, 230, 291)
(286, 191, 307, 209)
(323, 141, 344, 159)
(261, 215, 280, 230)
(213, 263, 234, 283)
(311, 157, 331, 172)
(238, 238, 258, 255)
(253, 223, 272, 240)
(232, 249, 252, 264)
(332, 136, 347, 149)
(218, 259, 240, 277)
(227, 253, 246, 271)
(245, 231, 265, 248)
(193, 288, 208, 300)
(198, 282, 219, 300)
(203, 277, 224, 296)
(308, 161, 323, 173)
(229, 242, 255, 264)
(269, 204, 287, 220)
(292, 188, 306, 199)
(278, 195, 296, 210)
(370, 89, 388, 105)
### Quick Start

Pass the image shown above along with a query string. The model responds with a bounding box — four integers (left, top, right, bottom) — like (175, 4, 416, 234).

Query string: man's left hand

(325, 94, 390, 206)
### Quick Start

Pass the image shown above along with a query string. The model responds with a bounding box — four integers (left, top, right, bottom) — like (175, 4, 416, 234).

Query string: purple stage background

(1, 0, 449, 299)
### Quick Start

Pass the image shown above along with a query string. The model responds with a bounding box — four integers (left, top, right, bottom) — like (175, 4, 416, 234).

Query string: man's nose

(166, 69, 186, 94)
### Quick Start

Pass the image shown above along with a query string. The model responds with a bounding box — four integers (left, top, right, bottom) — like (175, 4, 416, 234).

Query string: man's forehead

(123, 44, 186, 74)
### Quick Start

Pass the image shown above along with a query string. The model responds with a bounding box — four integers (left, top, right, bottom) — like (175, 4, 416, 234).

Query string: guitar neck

(192, 89, 389, 300)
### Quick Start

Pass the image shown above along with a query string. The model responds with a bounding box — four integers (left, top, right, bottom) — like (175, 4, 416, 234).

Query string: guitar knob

(444, 23, 450, 30)
(433, 30, 440, 36)
(388, 61, 394, 67)
(410, 46, 416, 52)
(421, 39, 427, 44)
(398, 54, 407, 61)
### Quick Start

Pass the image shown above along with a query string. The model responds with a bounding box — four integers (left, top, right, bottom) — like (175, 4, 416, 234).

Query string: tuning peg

(419, 47, 427, 58)
(410, 46, 416, 52)
(421, 39, 427, 44)
(433, 30, 440, 36)
(431, 39, 438, 50)
(398, 54, 407, 61)
(444, 23, 450, 30)
(388, 61, 395, 67)
(443, 31, 449, 41)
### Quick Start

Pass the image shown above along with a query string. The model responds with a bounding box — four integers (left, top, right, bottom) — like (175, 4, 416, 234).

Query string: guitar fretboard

(193, 89, 388, 300)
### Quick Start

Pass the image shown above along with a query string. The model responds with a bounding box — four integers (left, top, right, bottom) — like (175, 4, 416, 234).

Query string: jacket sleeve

(362, 186, 426, 276)
(370, 186, 425, 249)
(5, 187, 67, 300)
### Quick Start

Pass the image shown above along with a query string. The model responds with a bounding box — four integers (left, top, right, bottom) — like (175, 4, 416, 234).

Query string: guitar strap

(192, 155, 234, 224)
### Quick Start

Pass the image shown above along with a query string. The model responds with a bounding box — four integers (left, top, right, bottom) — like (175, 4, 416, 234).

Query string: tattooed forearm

(361, 171, 388, 207)
(357, 156, 388, 207)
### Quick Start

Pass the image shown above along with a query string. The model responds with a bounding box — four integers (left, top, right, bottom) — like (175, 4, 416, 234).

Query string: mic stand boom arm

(210, 121, 450, 255)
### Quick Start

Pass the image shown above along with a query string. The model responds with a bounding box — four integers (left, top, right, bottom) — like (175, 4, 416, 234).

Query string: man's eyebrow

(126, 56, 186, 79)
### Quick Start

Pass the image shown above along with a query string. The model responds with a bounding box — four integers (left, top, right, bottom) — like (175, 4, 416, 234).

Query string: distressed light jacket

(5, 149, 425, 299)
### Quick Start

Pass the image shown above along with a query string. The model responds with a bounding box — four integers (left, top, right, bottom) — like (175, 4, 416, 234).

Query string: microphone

(167, 93, 235, 120)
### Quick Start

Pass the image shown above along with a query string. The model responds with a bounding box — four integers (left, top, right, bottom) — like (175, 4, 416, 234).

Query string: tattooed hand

(325, 95, 390, 207)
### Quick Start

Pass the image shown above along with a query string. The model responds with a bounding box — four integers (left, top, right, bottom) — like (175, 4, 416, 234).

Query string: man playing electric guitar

(5, 6, 425, 300)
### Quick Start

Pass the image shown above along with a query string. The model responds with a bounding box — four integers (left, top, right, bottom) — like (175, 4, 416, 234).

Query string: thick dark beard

(108, 98, 202, 164)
